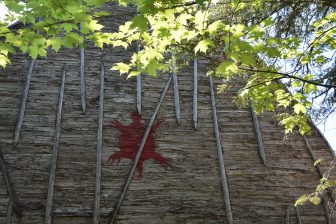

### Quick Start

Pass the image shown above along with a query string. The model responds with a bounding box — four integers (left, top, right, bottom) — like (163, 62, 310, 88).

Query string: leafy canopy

(0, 0, 335, 133)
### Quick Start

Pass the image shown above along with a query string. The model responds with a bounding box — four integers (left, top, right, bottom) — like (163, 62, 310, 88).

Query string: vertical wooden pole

(80, 44, 86, 113)
(136, 42, 142, 115)
(285, 206, 290, 224)
(45, 67, 66, 224)
(172, 57, 181, 124)
(250, 105, 267, 166)
(294, 204, 302, 224)
(108, 75, 172, 224)
(193, 57, 198, 130)
(14, 59, 34, 148)
(0, 148, 22, 216)
(209, 77, 233, 224)
(93, 64, 105, 224)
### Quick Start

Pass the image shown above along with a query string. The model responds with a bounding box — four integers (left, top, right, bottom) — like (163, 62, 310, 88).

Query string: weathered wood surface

(93, 64, 105, 224)
(0, 3, 335, 224)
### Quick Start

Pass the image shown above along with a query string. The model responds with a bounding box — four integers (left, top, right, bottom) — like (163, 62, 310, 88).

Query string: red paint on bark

(108, 112, 170, 177)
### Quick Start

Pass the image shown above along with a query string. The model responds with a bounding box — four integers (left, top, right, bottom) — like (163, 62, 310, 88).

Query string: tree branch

(238, 66, 336, 88)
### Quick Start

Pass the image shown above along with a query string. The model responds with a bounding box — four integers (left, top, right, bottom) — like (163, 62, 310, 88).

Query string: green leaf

(239, 53, 256, 66)
(0, 54, 11, 68)
(112, 62, 130, 74)
(309, 196, 321, 205)
(235, 2, 246, 11)
(194, 39, 214, 53)
(88, 20, 104, 31)
(127, 71, 141, 79)
(61, 23, 77, 33)
(47, 37, 62, 52)
(130, 15, 149, 32)
(293, 103, 306, 114)
(313, 159, 322, 167)
(216, 61, 238, 78)
(295, 195, 309, 206)
(207, 21, 224, 34)
(304, 83, 317, 94)
(144, 59, 164, 77)
(28, 44, 39, 59)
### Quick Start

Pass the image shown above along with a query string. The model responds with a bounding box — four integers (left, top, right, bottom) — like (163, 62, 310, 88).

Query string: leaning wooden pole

(93, 64, 105, 224)
(250, 105, 267, 166)
(0, 148, 22, 216)
(209, 77, 233, 224)
(303, 136, 323, 176)
(108, 75, 172, 224)
(13, 59, 34, 148)
(6, 200, 13, 224)
(193, 57, 198, 130)
(45, 67, 66, 224)
(323, 198, 333, 224)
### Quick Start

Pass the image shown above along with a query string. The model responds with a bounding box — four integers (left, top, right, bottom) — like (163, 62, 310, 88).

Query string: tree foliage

(1, 0, 335, 134)
(0, 0, 335, 204)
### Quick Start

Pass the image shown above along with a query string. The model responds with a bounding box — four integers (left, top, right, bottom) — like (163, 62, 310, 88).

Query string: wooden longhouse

(0, 3, 335, 224)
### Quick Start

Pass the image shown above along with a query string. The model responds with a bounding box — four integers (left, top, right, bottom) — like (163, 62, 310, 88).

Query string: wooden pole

(294, 204, 302, 224)
(0, 148, 22, 216)
(303, 136, 334, 223)
(303, 136, 323, 177)
(6, 200, 13, 224)
(285, 206, 290, 224)
(136, 42, 142, 115)
(80, 44, 86, 113)
(45, 67, 66, 224)
(172, 58, 181, 124)
(13, 59, 34, 148)
(108, 75, 172, 224)
(250, 105, 267, 166)
(209, 77, 233, 224)
(93, 64, 105, 224)
(323, 198, 333, 224)
(193, 57, 198, 130)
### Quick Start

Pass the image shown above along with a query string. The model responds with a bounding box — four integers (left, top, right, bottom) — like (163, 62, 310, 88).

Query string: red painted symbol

(108, 112, 170, 177)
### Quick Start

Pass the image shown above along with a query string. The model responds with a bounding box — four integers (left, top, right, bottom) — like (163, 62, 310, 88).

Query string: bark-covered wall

(0, 3, 335, 224)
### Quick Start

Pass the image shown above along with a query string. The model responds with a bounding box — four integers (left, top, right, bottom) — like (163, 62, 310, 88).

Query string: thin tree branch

(238, 66, 336, 88)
